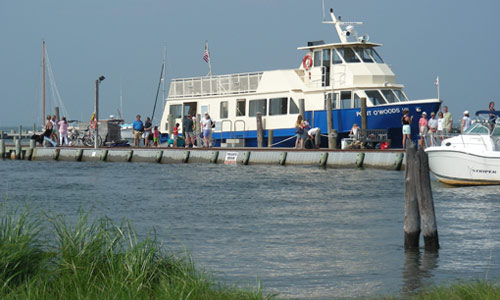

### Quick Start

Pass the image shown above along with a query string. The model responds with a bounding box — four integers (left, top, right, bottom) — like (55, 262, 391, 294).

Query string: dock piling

(268, 129, 273, 148)
(15, 139, 22, 159)
(416, 148, 439, 251)
(18, 125, 23, 142)
(0, 139, 5, 159)
(299, 99, 305, 119)
(361, 98, 367, 131)
(326, 95, 334, 149)
(404, 140, 421, 249)
(256, 112, 263, 148)
(196, 113, 201, 147)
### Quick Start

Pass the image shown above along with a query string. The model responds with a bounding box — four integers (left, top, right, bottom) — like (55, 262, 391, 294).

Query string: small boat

(426, 111, 500, 185)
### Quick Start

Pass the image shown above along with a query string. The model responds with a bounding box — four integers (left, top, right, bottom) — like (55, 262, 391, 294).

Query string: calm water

(0, 160, 499, 299)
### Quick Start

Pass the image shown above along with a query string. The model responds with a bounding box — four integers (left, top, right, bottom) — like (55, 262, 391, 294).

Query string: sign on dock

(224, 152, 238, 165)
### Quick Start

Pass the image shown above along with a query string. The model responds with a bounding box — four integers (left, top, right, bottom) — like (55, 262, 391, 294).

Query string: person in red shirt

(173, 123, 180, 148)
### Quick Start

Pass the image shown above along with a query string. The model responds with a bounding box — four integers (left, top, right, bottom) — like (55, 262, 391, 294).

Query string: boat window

(368, 48, 384, 63)
(323, 49, 331, 66)
(249, 99, 267, 117)
(466, 124, 489, 135)
(236, 99, 246, 116)
(381, 90, 399, 103)
(365, 90, 387, 105)
(169, 104, 182, 118)
(289, 98, 300, 114)
(332, 49, 343, 64)
(491, 125, 500, 136)
(220, 101, 228, 119)
(313, 51, 321, 67)
(353, 93, 361, 108)
(393, 89, 408, 102)
(269, 97, 288, 115)
(324, 93, 337, 109)
(340, 91, 352, 109)
(354, 48, 374, 63)
(338, 48, 360, 63)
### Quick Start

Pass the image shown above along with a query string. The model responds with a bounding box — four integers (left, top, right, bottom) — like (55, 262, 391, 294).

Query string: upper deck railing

(168, 72, 263, 99)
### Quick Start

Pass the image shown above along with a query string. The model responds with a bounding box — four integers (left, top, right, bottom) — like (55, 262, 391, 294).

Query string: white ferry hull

(426, 149, 500, 185)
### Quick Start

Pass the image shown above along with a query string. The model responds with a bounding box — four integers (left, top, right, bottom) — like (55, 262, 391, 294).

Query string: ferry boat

(160, 8, 441, 148)
(426, 111, 500, 185)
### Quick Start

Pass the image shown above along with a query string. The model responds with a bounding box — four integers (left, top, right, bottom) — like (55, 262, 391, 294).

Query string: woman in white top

(461, 110, 472, 133)
(201, 113, 214, 148)
(437, 112, 444, 142)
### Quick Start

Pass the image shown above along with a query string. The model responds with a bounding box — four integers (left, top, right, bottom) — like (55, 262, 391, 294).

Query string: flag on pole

(203, 41, 210, 63)
(434, 76, 439, 86)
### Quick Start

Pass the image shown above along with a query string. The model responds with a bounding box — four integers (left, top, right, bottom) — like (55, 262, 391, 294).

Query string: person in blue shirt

(132, 114, 144, 146)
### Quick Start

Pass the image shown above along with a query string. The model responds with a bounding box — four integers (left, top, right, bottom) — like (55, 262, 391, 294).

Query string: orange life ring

(90, 119, 97, 129)
(302, 55, 313, 70)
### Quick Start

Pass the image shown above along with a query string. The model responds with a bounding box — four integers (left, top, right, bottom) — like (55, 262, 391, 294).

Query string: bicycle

(68, 126, 103, 146)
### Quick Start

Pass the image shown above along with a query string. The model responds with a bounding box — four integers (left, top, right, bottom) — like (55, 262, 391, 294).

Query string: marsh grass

(0, 205, 273, 300)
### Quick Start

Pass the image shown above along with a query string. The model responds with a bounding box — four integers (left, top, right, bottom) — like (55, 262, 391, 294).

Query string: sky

(1, 0, 499, 127)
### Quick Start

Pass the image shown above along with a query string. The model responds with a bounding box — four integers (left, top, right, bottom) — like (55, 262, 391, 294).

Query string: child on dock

(153, 126, 160, 147)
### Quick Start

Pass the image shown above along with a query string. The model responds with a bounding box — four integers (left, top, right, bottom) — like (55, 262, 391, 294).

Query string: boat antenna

(151, 61, 165, 123)
(322, 0, 326, 21)
(322, 8, 363, 43)
(42, 40, 46, 127)
(120, 74, 123, 119)
(162, 45, 167, 116)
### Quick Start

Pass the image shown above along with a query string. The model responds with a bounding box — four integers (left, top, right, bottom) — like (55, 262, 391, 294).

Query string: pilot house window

(338, 48, 360, 63)
(313, 51, 321, 67)
(169, 104, 182, 118)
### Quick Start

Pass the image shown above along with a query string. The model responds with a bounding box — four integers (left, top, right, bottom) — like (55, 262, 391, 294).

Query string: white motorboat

(426, 111, 500, 185)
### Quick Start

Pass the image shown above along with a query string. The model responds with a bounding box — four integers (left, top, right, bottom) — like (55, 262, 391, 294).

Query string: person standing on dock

(183, 114, 194, 147)
(201, 112, 213, 148)
(132, 114, 144, 147)
(418, 112, 428, 149)
(442, 106, 452, 136)
(51, 115, 58, 145)
(401, 109, 413, 150)
(58, 117, 69, 145)
(143, 117, 152, 147)
(428, 112, 438, 146)
(294, 115, 305, 149)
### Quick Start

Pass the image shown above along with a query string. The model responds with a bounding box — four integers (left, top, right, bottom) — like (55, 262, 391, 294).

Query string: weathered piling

(404, 140, 420, 249)
(314, 128, 321, 148)
(256, 112, 263, 148)
(195, 113, 201, 147)
(18, 125, 23, 142)
(268, 129, 273, 148)
(361, 97, 367, 131)
(15, 139, 22, 159)
(415, 148, 440, 251)
(326, 95, 334, 149)
(0, 138, 5, 159)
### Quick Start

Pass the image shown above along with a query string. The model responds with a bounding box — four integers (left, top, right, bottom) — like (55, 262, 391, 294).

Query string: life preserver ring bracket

(302, 55, 313, 70)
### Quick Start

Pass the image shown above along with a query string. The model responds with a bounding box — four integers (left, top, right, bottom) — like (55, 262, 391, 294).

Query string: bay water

(0, 160, 499, 299)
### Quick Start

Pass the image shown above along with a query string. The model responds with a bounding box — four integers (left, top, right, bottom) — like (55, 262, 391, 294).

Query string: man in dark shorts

(183, 115, 195, 147)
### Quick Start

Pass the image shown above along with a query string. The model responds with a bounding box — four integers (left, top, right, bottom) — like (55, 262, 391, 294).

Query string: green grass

(379, 281, 500, 300)
(0, 204, 274, 300)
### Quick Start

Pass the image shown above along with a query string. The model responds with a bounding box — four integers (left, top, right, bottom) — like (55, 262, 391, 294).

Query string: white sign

(224, 152, 238, 165)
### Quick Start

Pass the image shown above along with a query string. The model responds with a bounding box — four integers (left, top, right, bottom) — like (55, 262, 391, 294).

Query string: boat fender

(242, 151, 251, 165)
(319, 152, 328, 167)
(76, 149, 84, 161)
(302, 54, 313, 70)
(100, 149, 109, 161)
(156, 150, 163, 163)
(279, 152, 287, 165)
(210, 151, 219, 164)
(54, 148, 61, 161)
(182, 150, 190, 163)
(393, 152, 404, 171)
(126, 150, 134, 162)
(356, 152, 365, 168)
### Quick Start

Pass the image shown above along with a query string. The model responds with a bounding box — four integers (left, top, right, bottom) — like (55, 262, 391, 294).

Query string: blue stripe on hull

(214, 102, 441, 148)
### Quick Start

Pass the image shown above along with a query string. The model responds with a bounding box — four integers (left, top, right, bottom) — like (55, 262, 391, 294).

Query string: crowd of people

(39, 114, 70, 146)
(132, 112, 216, 148)
(402, 102, 496, 150)
(294, 115, 321, 149)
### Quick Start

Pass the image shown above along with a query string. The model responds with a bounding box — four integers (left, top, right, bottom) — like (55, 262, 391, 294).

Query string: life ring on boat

(302, 54, 313, 70)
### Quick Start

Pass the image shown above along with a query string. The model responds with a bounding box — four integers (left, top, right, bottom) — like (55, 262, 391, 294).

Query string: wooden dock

(0, 143, 405, 170)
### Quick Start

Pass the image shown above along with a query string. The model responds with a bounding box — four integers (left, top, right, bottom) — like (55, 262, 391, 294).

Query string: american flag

(203, 42, 210, 63)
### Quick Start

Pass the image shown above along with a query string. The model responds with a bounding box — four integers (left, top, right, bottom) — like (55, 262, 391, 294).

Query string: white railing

(168, 72, 263, 98)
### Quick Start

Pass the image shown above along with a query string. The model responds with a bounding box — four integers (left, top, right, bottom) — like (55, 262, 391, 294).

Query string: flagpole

(436, 76, 440, 101)
(206, 41, 213, 76)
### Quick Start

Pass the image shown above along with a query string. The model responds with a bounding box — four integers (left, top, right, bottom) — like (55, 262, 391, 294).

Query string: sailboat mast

(42, 40, 46, 127)
(162, 45, 167, 113)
